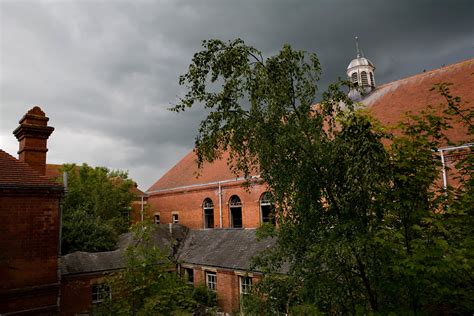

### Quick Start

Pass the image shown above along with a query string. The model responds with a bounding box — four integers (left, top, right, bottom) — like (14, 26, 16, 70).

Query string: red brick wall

(147, 182, 268, 229)
(60, 275, 105, 316)
(0, 191, 61, 314)
(187, 265, 261, 314)
(215, 270, 240, 313)
(130, 198, 147, 224)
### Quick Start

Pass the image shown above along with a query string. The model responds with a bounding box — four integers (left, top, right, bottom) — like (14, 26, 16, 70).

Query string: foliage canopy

(61, 163, 135, 254)
(99, 221, 217, 315)
(175, 39, 473, 314)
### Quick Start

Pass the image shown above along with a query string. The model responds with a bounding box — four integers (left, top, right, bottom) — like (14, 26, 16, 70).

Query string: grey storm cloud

(1, 0, 473, 189)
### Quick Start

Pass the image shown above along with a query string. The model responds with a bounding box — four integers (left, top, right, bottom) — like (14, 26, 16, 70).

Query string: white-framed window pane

(154, 214, 160, 224)
(206, 272, 217, 291)
(91, 284, 110, 304)
(240, 276, 252, 294)
(172, 213, 179, 224)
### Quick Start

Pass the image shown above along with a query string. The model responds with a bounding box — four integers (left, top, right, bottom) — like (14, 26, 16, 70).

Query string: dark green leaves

(176, 39, 473, 314)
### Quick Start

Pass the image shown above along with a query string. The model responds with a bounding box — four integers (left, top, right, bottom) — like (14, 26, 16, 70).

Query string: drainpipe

(439, 149, 447, 191)
(218, 182, 223, 228)
(59, 171, 67, 255)
(57, 171, 68, 313)
(140, 195, 144, 222)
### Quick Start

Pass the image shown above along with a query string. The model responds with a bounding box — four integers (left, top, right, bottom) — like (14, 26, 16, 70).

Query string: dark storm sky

(1, 0, 473, 189)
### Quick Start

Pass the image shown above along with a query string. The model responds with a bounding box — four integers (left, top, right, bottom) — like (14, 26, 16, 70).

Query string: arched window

(351, 72, 358, 84)
(370, 72, 374, 87)
(229, 195, 243, 228)
(260, 192, 274, 224)
(361, 71, 368, 86)
(203, 198, 214, 229)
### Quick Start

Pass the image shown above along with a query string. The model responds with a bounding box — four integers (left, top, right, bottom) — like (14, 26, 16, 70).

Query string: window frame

(260, 192, 274, 224)
(91, 283, 110, 304)
(203, 198, 214, 229)
(154, 213, 160, 224)
(172, 213, 179, 224)
(229, 195, 243, 228)
(206, 271, 217, 291)
(239, 276, 252, 295)
(184, 268, 194, 285)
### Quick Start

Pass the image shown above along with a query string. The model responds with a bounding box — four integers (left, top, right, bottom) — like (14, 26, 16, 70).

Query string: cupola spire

(346, 37, 376, 101)
(355, 36, 361, 58)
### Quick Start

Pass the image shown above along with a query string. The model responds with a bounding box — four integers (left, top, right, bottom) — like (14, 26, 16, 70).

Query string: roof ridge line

(375, 57, 474, 90)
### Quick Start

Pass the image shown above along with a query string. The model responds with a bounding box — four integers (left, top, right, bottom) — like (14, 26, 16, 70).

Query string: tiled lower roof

(0, 149, 62, 188)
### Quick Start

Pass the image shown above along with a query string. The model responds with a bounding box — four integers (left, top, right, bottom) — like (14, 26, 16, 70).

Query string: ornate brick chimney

(13, 106, 54, 175)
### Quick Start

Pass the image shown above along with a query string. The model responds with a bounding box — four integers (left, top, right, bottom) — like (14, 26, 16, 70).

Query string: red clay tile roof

(0, 149, 62, 188)
(148, 58, 474, 192)
(45, 164, 63, 181)
(147, 150, 245, 192)
(364, 58, 473, 144)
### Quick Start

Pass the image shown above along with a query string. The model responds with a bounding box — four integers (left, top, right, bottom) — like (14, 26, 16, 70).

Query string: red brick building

(143, 58, 474, 314)
(147, 58, 474, 227)
(1, 57, 472, 316)
(0, 107, 63, 315)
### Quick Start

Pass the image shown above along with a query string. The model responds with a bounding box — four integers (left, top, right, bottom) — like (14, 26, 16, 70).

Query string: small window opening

(361, 71, 368, 86)
(92, 284, 110, 304)
(229, 195, 243, 228)
(370, 72, 374, 86)
(172, 213, 179, 224)
(260, 192, 275, 224)
(206, 271, 217, 291)
(184, 268, 194, 284)
(203, 198, 214, 229)
(240, 276, 252, 295)
(154, 214, 160, 224)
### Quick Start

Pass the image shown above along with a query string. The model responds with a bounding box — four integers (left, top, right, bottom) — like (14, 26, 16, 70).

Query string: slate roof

(60, 226, 275, 275)
(177, 229, 275, 271)
(0, 149, 62, 188)
(60, 250, 124, 275)
(60, 224, 188, 276)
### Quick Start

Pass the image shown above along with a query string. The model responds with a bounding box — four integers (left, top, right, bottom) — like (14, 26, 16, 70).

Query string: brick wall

(60, 274, 106, 316)
(187, 265, 261, 314)
(146, 182, 268, 229)
(0, 190, 61, 314)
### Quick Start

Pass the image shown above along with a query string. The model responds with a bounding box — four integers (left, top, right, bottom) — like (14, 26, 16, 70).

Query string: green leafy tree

(61, 163, 135, 254)
(99, 221, 217, 315)
(175, 39, 473, 314)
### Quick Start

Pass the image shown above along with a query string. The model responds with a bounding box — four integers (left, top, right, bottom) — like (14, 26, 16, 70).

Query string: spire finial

(355, 36, 361, 58)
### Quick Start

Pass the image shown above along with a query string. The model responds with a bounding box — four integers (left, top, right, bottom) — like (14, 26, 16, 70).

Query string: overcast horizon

(1, 0, 473, 190)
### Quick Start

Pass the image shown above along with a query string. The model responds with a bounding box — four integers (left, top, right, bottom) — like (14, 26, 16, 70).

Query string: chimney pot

(13, 106, 54, 175)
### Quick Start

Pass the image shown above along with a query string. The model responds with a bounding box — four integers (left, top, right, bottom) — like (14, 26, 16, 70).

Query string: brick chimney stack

(13, 106, 54, 175)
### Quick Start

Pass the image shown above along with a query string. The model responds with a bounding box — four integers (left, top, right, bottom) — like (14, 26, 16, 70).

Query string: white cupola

(347, 37, 375, 100)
